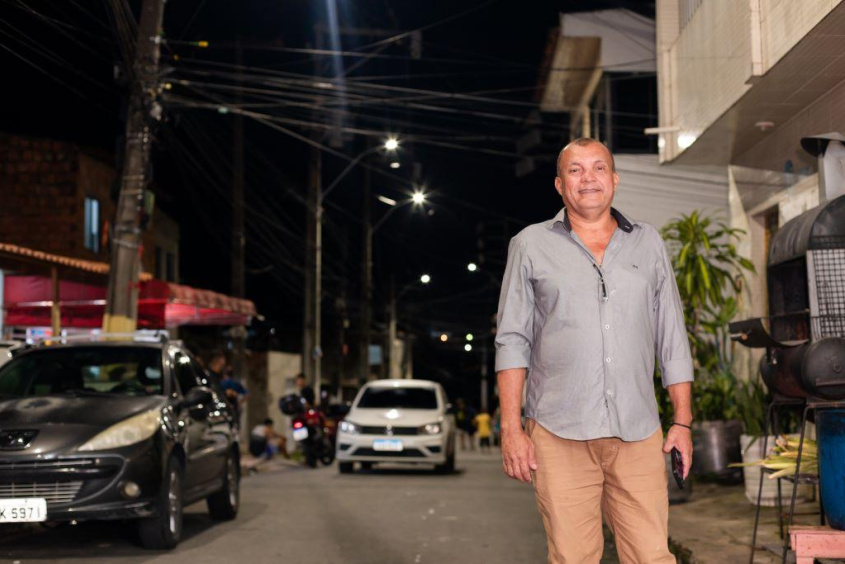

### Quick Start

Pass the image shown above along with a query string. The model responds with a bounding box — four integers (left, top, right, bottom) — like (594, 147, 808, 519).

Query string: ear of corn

(728, 435, 818, 480)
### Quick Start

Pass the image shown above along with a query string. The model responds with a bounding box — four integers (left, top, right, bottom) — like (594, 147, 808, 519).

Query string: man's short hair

(263, 418, 274, 426)
(556, 137, 616, 176)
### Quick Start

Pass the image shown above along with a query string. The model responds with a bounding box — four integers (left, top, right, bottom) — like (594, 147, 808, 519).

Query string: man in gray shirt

(496, 138, 693, 563)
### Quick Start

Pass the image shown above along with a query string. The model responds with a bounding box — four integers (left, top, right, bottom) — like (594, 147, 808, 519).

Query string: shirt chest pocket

(613, 260, 660, 304)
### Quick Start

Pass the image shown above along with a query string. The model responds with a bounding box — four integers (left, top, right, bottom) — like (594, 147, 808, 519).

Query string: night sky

(1, 0, 656, 402)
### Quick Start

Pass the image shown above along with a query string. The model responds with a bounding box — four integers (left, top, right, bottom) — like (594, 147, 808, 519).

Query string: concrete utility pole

(103, 0, 166, 333)
(359, 154, 373, 384)
(231, 39, 247, 384)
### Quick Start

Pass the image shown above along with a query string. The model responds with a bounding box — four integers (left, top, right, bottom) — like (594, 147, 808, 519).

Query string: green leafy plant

(734, 376, 770, 437)
(660, 211, 756, 422)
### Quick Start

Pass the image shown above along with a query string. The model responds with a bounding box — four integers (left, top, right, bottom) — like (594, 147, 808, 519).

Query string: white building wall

(612, 154, 728, 230)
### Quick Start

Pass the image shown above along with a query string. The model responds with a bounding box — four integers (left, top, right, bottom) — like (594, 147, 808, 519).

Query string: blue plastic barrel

(817, 409, 845, 531)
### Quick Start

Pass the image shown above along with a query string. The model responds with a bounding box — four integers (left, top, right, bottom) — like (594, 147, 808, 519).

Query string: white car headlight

(420, 423, 442, 435)
(340, 421, 360, 435)
(78, 410, 161, 452)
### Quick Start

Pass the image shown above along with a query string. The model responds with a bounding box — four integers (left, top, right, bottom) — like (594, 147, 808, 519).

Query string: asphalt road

(0, 449, 563, 564)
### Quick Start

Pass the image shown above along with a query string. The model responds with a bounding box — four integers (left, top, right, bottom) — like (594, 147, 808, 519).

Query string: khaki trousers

(526, 419, 675, 564)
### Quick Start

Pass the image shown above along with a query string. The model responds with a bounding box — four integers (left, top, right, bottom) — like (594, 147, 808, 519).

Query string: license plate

(373, 439, 403, 452)
(293, 428, 309, 441)
(0, 498, 47, 523)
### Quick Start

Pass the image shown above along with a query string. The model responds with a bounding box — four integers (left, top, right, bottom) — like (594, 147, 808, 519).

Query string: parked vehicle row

(0, 335, 240, 549)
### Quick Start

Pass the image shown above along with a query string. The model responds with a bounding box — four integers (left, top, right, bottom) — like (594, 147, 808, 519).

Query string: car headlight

(419, 423, 442, 435)
(340, 421, 360, 435)
(78, 410, 161, 451)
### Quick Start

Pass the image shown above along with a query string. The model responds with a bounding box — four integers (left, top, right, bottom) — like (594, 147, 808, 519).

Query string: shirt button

(607, 390, 613, 396)
(604, 324, 610, 330)
(605, 357, 611, 363)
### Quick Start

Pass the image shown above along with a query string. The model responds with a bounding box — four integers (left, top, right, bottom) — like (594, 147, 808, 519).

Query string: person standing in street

(473, 409, 493, 454)
(495, 138, 694, 563)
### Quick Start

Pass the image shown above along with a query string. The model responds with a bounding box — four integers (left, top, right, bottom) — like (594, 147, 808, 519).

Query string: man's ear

(554, 176, 564, 196)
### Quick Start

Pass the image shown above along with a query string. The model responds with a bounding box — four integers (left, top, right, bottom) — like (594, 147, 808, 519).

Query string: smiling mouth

(579, 189, 602, 195)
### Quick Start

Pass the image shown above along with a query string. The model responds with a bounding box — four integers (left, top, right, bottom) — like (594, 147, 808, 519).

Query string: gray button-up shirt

(495, 207, 693, 442)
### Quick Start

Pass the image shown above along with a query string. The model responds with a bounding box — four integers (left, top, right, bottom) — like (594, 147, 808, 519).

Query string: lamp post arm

(322, 145, 380, 201)
(373, 200, 410, 232)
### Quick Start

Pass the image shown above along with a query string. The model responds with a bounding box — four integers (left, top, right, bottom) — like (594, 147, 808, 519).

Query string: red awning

(3, 276, 256, 328)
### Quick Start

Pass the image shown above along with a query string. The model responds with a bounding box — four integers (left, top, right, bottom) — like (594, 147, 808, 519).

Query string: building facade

(655, 0, 845, 376)
(0, 134, 179, 282)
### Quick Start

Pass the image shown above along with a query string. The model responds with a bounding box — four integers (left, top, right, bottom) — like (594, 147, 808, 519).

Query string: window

(0, 346, 163, 397)
(357, 387, 438, 409)
(84, 197, 100, 253)
(173, 352, 199, 395)
(166, 251, 175, 282)
(155, 246, 164, 279)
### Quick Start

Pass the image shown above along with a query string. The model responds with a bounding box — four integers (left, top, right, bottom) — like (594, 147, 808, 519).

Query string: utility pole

(480, 339, 489, 412)
(359, 149, 373, 384)
(103, 0, 165, 333)
(231, 38, 247, 386)
(384, 274, 396, 379)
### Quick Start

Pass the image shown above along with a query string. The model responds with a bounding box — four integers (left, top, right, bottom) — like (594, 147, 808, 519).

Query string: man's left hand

(662, 425, 693, 480)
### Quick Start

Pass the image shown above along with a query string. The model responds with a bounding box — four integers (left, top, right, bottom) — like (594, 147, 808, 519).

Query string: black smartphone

(671, 447, 685, 490)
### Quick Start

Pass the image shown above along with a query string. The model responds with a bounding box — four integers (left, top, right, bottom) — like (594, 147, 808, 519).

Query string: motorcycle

(279, 394, 336, 468)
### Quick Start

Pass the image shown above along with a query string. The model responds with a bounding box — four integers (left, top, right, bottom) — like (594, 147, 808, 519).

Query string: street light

(412, 191, 426, 205)
(387, 273, 432, 379)
(466, 333, 474, 342)
(467, 262, 478, 272)
(316, 136, 399, 393)
(465, 344, 473, 352)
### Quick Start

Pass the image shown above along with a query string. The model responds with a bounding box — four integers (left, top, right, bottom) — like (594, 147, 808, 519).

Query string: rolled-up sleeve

(495, 236, 535, 372)
(654, 234, 694, 387)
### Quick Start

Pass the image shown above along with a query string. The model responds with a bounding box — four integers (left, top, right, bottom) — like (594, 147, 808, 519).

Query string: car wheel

(207, 451, 240, 520)
(338, 462, 354, 474)
(138, 456, 183, 550)
(435, 441, 455, 474)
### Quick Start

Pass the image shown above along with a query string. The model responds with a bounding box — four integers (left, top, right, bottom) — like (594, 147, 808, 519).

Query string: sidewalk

(668, 481, 842, 563)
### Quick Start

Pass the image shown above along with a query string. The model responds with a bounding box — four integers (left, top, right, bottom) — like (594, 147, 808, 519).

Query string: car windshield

(357, 387, 437, 409)
(0, 346, 164, 398)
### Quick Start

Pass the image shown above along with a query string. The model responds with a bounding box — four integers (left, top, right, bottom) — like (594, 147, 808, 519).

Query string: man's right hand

(501, 427, 537, 484)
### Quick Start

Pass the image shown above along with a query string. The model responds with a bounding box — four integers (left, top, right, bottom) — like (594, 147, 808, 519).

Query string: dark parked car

(0, 335, 240, 549)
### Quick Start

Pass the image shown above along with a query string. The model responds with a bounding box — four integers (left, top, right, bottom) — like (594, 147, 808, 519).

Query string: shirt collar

(550, 207, 637, 234)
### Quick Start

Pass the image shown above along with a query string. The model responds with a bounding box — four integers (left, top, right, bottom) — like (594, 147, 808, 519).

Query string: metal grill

(812, 246, 845, 338)
(360, 426, 418, 436)
(0, 458, 96, 472)
(0, 481, 83, 505)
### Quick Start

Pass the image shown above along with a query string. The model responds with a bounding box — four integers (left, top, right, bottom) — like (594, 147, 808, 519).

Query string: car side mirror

(181, 386, 213, 410)
(445, 403, 454, 414)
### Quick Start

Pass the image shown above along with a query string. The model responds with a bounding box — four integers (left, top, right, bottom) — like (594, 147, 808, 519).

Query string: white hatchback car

(336, 379, 455, 473)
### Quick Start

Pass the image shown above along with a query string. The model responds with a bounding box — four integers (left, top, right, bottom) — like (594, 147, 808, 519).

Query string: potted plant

(661, 212, 755, 483)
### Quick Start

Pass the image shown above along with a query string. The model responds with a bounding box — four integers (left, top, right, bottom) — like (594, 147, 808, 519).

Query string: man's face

(209, 356, 225, 373)
(554, 143, 618, 217)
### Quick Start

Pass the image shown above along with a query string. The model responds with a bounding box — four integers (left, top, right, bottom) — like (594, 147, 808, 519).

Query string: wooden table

(790, 525, 845, 563)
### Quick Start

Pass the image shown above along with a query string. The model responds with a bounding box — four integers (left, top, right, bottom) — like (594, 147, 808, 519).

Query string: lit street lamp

(314, 137, 398, 395)
(386, 272, 432, 379)
(467, 262, 478, 272)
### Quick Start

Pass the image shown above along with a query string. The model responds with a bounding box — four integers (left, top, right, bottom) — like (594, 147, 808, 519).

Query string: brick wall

(0, 135, 86, 258)
(0, 134, 177, 276)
